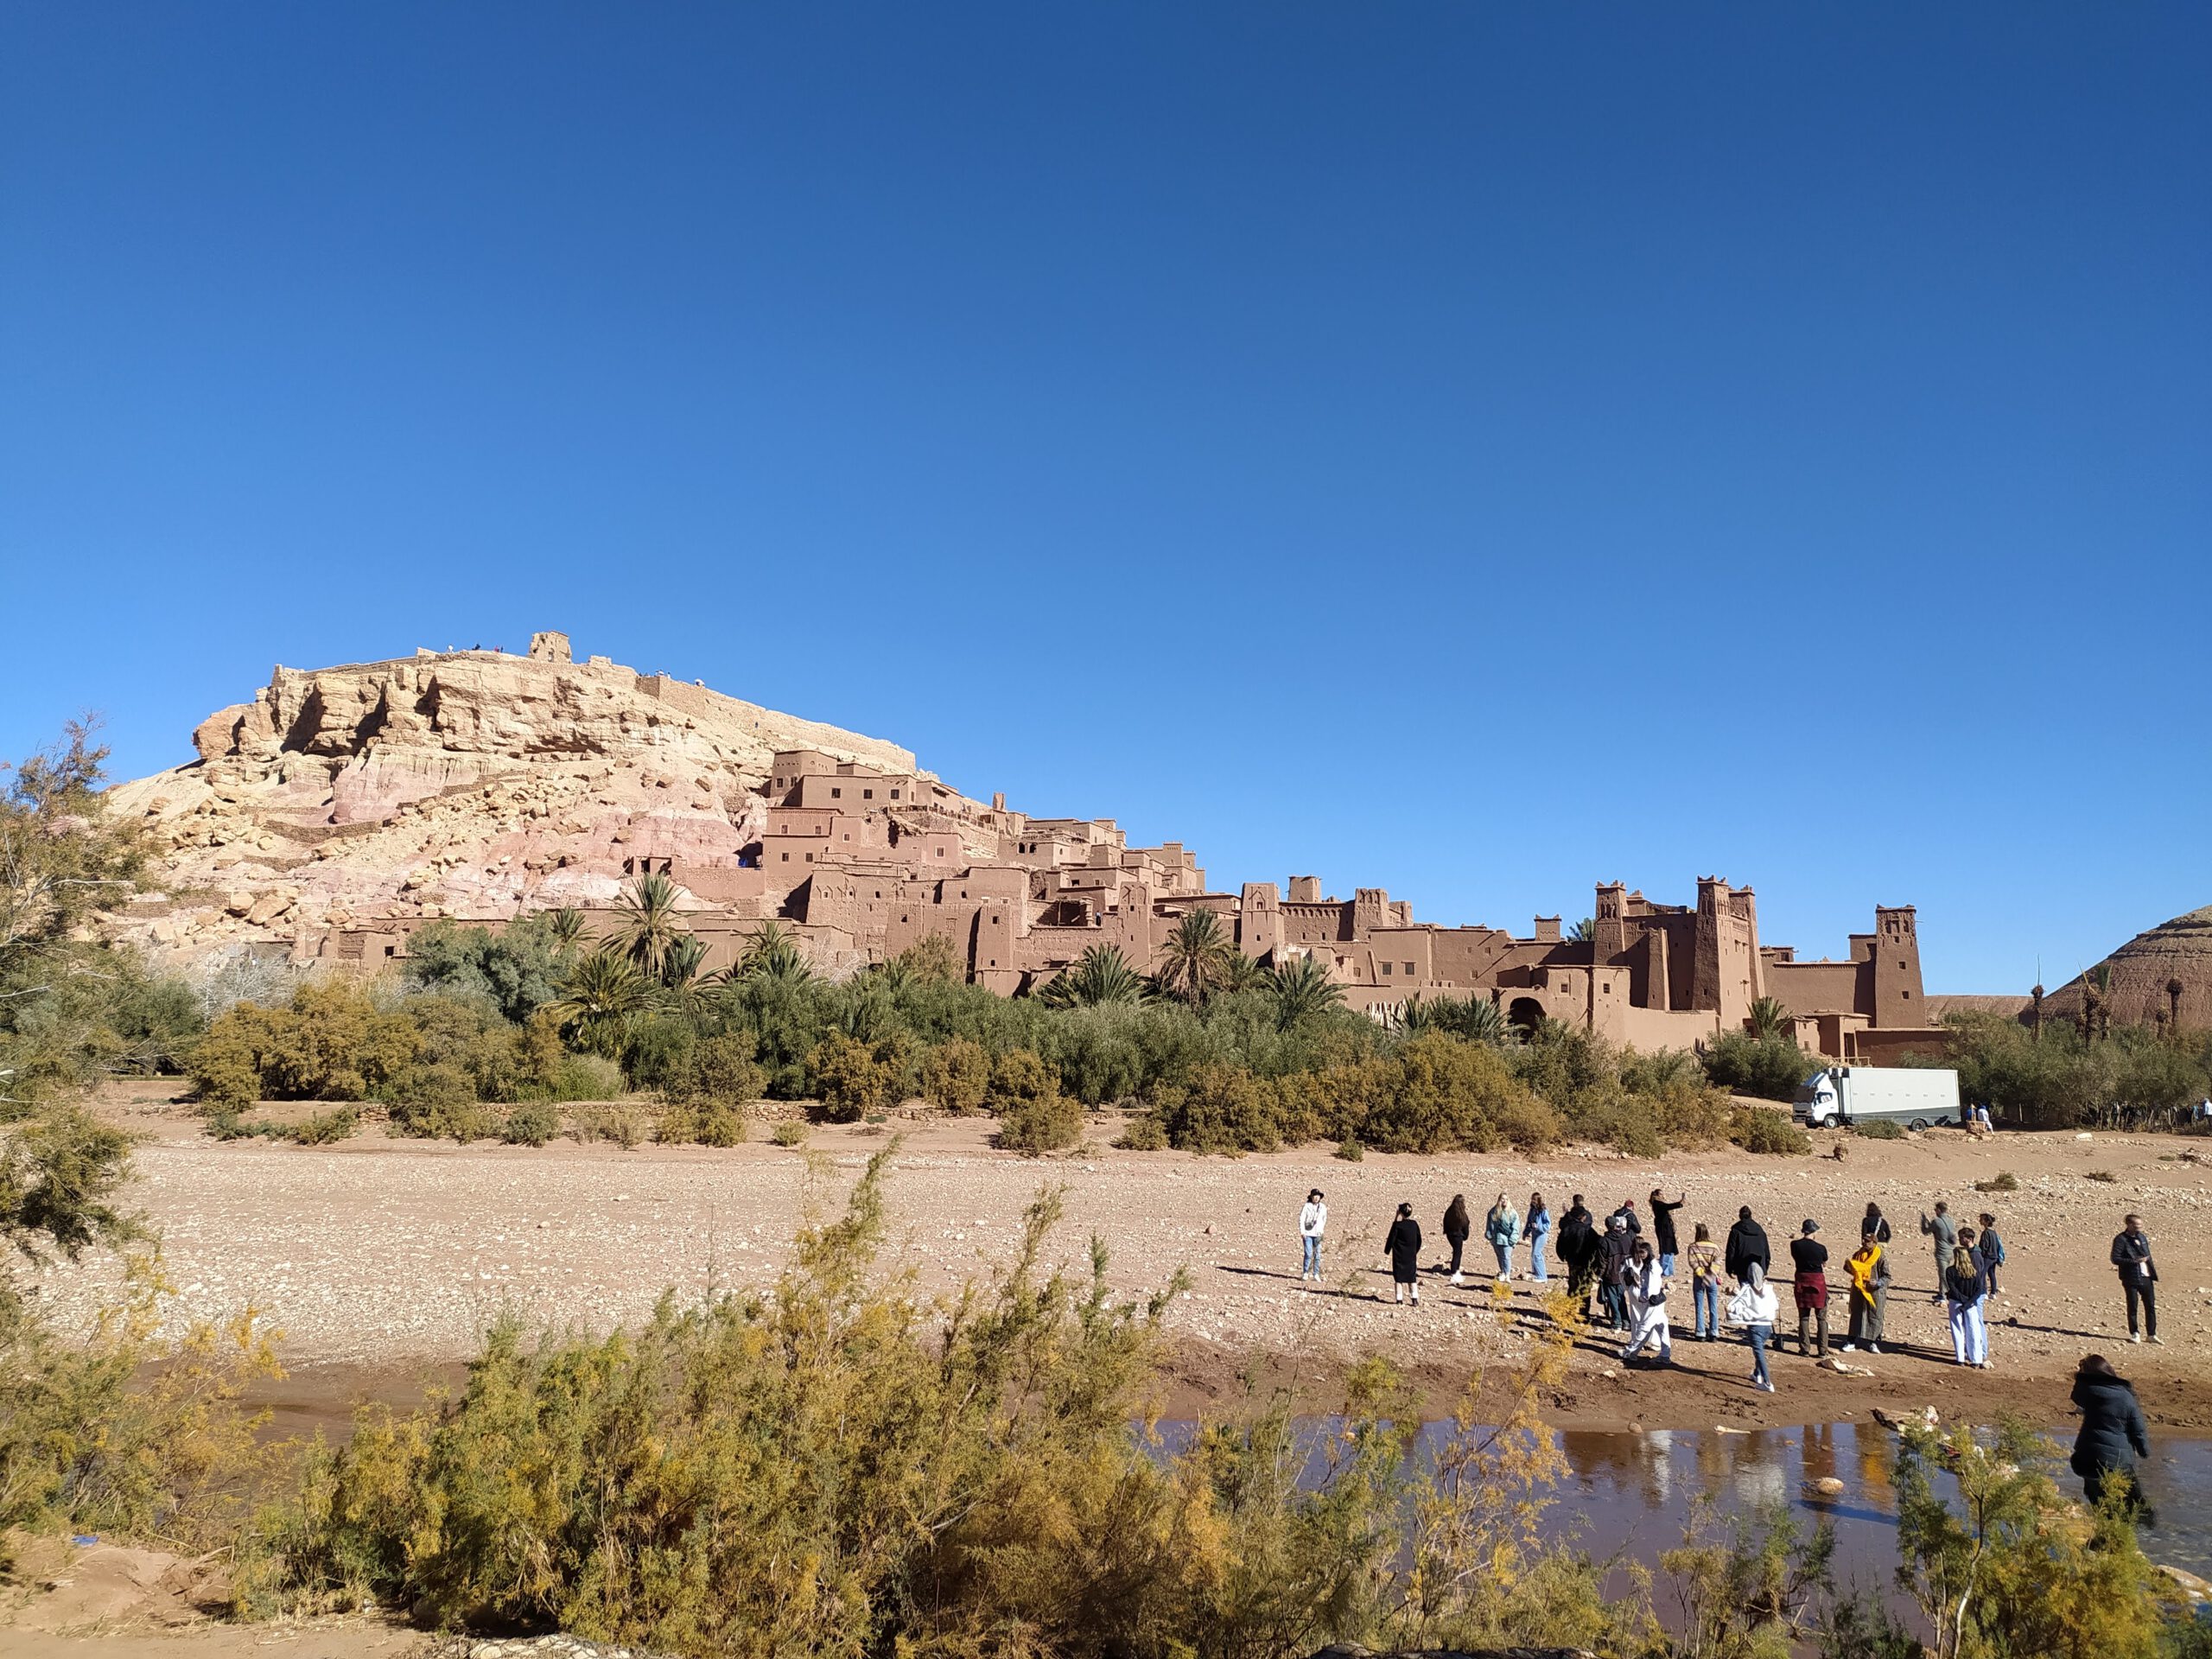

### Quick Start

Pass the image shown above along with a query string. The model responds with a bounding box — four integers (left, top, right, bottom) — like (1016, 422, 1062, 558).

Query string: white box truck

(1794, 1065, 1961, 1130)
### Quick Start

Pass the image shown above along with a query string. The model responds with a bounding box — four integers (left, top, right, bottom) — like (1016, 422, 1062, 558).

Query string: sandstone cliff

(103, 635, 921, 963)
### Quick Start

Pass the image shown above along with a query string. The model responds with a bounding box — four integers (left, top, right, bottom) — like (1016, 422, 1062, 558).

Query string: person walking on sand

(1686, 1222, 1722, 1341)
(1920, 1201, 1958, 1302)
(1975, 1212, 2006, 1298)
(1650, 1188, 1686, 1278)
(1620, 1237, 1673, 1367)
(1730, 1261, 1779, 1393)
(1526, 1192, 1553, 1283)
(1945, 1244, 1988, 1367)
(1840, 1230, 1889, 1355)
(1299, 1189, 1327, 1284)
(1484, 1192, 1522, 1283)
(1862, 1202, 1892, 1245)
(1442, 1194, 1472, 1287)
(2071, 1354, 2154, 1519)
(2112, 1214, 2159, 1344)
(1725, 1206, 1771, 1286)
(1789, 1219, 1830, 1358)
(1383, 1203, 1424, 1306)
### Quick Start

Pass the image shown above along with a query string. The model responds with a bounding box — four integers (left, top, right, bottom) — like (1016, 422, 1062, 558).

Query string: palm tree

(2168, 976, 2186, 1037)
(1746, 996, 1793, 1042)
(544, 906, 588, 953)
(1393, 994, 1440, 1036)
(727, 919, 811, 984)
(615, 871, 687, 980)
(1450, 995, 1511, 1046)
(545, 949, 653, 1053)
(660, 932, 710, 992)
(1568, 917, 1596, 944)
(1268, 954, 1344, 1030)
(2082, 963, 2113, 1041)
(1154, 910, 1236, 1007)
(1220, 950, 1273, 994)
(1040, 943, 1147, 1009)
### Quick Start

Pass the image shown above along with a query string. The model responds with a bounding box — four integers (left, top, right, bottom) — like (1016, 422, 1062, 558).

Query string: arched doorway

(1508, 996, 1546, 1037)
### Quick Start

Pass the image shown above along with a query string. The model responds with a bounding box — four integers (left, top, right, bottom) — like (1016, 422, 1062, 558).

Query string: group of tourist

(1297, 1185, 2164, 1387)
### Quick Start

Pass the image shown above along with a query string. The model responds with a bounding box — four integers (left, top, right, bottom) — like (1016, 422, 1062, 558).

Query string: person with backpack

(1920, 1202, 1958, 1302)
(1620, 1237, 1672, 1366)
(1729, 1262, 1779, 1393)
(1945, 1244, 1988, 1367)
(1442, 1194, 1472, 1287)
(1383, 1202, 1424, 1306)
(1598, 1213, 1637, 1332)
(1840, 1231, 1889, 1355)
(1685, 1222, 1723, 1341)
(2112, 1214, 2159, 1344)
(1483, 1192, 1522, 1283)
(1975, 1212, 2007, 1298)
(1526, 1192, 1553, 1283)
(1789, 1219, 1830, 1358)
(1725, 1206, 1770, 1286)
(1298, 1188, 1327, 1284)
(1610, 1197, 1643, 1238)
(2071, 1354, 2154, 1518)
(1861, 1202, 1893, 1245)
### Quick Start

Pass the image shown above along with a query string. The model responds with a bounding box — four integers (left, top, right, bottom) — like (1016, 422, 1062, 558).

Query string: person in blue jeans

(1298, 1189, 1326, 1284)
(1686, 1221, 1722, 1340)
(1732, 1261, 1779, 1393)
(1526, 1192, 1552, 1282)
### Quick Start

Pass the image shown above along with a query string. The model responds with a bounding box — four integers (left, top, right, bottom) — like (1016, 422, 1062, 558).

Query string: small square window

(804, 852, 813, 862)
(830, 787, 842, 798)
(780, 852, 790, 862)
(1404, 962, 1414, 976)
(891, 787, 899, 799)
(1381, 963, 1392, 976)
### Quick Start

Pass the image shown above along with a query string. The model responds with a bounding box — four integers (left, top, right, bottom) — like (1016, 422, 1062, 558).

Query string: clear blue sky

(3, 5, 2206, 993)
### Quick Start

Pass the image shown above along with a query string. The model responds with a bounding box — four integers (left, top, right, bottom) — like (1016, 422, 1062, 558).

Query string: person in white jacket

(1619, 1238, 1673, 1366)
(1299, 1189, 1327, 1284)
(1730, 1262, 1781, 1393)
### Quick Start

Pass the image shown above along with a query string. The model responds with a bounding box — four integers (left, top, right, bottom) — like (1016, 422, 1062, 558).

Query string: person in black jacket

(1649, 1188, 1686, 1277)
(2112, 1214, 2159, 1344)
(2071, 1353, 2153, 1518)
(1383, 1202, 1424, 1306)
(1788, 1220, 1830, 1357)
(1442, 1194, 1471, 1286)
(1725, 1206, 1771, 1286)
(1861, 1202, 1892, 1245)
(1558, 1194, 1598, 1301)
(1598, 1214, 1636, 1332)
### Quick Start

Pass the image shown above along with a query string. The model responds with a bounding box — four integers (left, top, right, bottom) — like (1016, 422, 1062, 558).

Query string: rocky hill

(103, 632, 919, 964)
(2042, 903, 2212, 1032)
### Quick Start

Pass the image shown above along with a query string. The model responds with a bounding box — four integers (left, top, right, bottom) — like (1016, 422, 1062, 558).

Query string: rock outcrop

(103, 638, 920, 965)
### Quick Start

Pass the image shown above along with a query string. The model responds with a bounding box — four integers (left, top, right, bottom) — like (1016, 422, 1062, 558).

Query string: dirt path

(40, 1083, 2212, 1435)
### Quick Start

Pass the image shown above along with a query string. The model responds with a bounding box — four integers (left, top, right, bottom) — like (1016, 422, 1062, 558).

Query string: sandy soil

(23, 1081, 2212, 1438)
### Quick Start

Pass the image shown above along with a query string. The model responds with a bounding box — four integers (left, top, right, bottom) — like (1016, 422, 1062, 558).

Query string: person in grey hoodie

(1919, 1201, 1958, 1302)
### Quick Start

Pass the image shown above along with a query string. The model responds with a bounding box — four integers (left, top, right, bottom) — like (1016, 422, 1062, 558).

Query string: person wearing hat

(1788, 1218, 1831, 1358)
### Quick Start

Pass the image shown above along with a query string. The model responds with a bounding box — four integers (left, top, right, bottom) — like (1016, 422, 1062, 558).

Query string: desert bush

(1114, 1111, 1168, 1150)
(1363, 1033, 1559, 1154)
(501, 1103, 562, 1147)
(404, 914, 571, 1023)
(997, 1090, 1082, 1154)
(573, 1102, 645, 1148)
(1853, 1117, 1906, 1141)
(385, 1061, 497, 1141)
(809, 1033, 895, 1122)
(1645, 1077, 1735, 1147)
(1703, 1032, 1819, 1103)
(919, 1037, 991, 1114)
(659, 1033, 764, 1111)
(1561, 1087, 1663, 1158)
(1729, 1105, 1811, 1156)
(1148, 1063, 1279, 1154)
(770, 1120, 808, 1149)
(284, 1105, 359, 1146)
(188, 982, 420, 1109)
(658, 1101, 744, 1147)
(549, 1052, 626, 1102)
(1975, 1171, 2020, 1193)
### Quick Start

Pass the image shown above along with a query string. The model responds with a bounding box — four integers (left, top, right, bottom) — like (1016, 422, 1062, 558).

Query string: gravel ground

(37, 1082, 2212, 1432)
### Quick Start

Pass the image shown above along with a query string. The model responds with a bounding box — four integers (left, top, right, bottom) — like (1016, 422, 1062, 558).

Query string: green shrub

(1334, 1136, 1364, 1161)
(1149, 1064, 1279, 1154)
(1852, 1117, 1906, 1141)
(501, 1103, 561, 1147)
(985, 1049, 1058, 1116)
(1114, 1111, 1169, 1151)
(1362, 1033, 1559, 1154)
(550, 1053, 626, 1102)
(1646, 1078, 1735, 1147)
(919, 1038, 991, 1114)
(404, 914, 570, 1023)
(1563, 1088, 1662, 1158)
(658, 1101, 745, 1147)
(810, 1033, 895, 1122)
(283, 1106, 359, 1146)
(771, 1120, 809, 1148)
(189, 982, 420, 1109)
(997, 1092, 1082, 1154)
(1729, 1105, 1810, 1155)
(573, 1102, 644, 1147)
(1703, 1033, 1818, 1103)
(1975, 1170, 2020, 1193)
